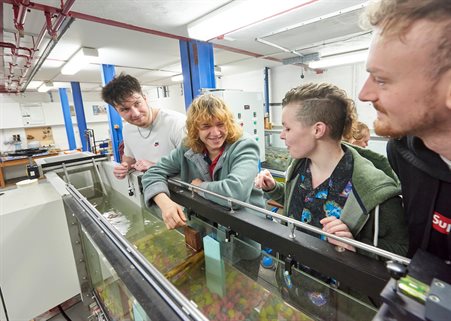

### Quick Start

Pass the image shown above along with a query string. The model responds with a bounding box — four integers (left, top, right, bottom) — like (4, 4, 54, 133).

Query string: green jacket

(266, 144, 408, 258)
(142, 134, 265, 210)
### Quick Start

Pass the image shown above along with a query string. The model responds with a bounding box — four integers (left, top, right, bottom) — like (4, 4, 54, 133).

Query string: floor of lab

(31, 296, 91, 321)
(47, 301, 91, 321)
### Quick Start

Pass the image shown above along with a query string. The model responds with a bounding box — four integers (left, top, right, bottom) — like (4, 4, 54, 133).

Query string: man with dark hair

(359, 0, 451, 260)
(102, 73, 186, 179)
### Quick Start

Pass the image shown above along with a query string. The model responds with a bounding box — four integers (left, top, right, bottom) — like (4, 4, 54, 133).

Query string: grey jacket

(142, 134, 265, 209)
(266, 144, 408, 257)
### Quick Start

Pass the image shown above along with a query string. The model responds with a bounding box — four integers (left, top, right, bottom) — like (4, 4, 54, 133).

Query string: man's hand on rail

(113, 162, 130, 180)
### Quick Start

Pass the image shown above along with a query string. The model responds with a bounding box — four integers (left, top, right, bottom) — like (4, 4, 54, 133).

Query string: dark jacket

(387, 136, 451, 259)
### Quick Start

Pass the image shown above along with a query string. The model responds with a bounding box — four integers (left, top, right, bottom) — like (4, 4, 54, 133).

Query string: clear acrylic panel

(78, 185, 378, 321)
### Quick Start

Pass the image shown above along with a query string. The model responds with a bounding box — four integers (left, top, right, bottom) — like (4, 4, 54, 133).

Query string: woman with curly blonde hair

(142, 94, 264, 229)
(345, 121, 371, 148)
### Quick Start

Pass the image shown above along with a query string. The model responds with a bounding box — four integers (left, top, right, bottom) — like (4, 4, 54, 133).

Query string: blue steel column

(179, 40, 216, 109)
(58, 88, 76, 150)
(70, 82, 89, 151)
(264, 67, 270, 114)
(101, 64, 123, 162)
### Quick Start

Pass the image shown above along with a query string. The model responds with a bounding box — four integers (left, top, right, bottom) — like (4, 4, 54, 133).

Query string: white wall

(0, 95, 110, 152)
(220, 69, 265, 93)
(144, 84, 186, 114)
(220, 62, 385, 154)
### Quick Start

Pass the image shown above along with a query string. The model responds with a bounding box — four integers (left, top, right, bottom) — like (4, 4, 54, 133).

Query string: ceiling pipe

(12, 32, 21, 67)
(17, 0, 76, 92)
(1, 0, 319, 92)
(1, 40, 34, 92)
(21, 17, 75, 92)
(0, 0, 75, 92)
(255, 37, 303, 57)
(5, 0, 32, 92)
(12, 0, 30, 37)
(5, 0, 283, 65)
(1, 1, 9, 93)
(52, 0, 76, 33)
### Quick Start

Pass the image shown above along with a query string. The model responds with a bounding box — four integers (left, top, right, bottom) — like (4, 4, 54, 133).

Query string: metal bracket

(224, 227, 236, 243)
(425, 278, 451, 321)
(284, 255, 296, 275)
(288, 222, 296, 239)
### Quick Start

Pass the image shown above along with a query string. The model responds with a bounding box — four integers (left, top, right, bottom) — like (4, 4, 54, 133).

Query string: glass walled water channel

(66, 174, 377, 321)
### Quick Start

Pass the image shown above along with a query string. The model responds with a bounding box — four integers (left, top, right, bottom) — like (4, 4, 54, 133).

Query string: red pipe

(4, 0, 283, 62)
(52, 0, 75, 32)
(1, 0, 316, 92)
(7, 0, 76, 91)
(12, 0, 30, 36)
(0, 41, 33, 57)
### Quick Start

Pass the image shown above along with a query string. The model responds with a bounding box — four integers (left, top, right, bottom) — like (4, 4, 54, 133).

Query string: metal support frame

(375, 250, 451, 321)
(62, 196, 188, 321)
(101, 64, 123, 162)
(63, 201, 95, 307)
(63, 187, 208, 321)
(179, 40, 216, 109)
(263, 67, 270, 114)
(40, 154, 108, 171)
(58, 88, 76, 150)
(70, 81, 89, 151)
(167, 180, 391, 301)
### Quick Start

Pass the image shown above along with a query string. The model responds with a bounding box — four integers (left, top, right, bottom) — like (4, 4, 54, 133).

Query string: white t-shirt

(123, 109, 186, 163)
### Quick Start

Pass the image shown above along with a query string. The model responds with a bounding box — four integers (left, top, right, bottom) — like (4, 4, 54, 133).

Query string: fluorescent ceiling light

(61, 47, 99, 75)
(171, 74, 183, 82)
(42, 59, 65, 68)
(188, 0, 312, 41)
(309, 51, 368, 69)
(52, 82, 71, 88)
(37, 81, 54, 92)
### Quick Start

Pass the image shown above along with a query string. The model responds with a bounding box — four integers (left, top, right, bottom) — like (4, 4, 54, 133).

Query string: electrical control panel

(209, 90, 265, 161)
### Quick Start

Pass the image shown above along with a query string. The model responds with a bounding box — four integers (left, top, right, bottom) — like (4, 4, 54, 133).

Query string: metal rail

(168, 178, 411, 266)
(66, 184, 208, 321)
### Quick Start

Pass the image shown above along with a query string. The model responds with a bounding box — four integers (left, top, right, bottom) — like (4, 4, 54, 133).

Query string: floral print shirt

(289, 147, 354, 239)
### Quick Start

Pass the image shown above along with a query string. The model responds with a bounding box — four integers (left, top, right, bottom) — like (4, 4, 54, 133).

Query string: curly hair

(101, 73, 143, 108)
(362, 0, 451, 78)
(352, 121, 370, 141)
(185, 94, 242, 153)
(282, 83, 357, 141)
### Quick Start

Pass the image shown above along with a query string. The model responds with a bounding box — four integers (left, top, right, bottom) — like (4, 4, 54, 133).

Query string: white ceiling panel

(1, 0, 372, 93)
